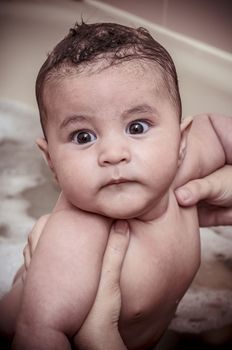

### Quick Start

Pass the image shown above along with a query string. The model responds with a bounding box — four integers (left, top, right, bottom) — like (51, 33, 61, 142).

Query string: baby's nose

(98, 139, 131, 166)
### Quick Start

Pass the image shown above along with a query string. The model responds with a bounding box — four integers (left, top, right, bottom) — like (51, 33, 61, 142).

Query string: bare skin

(74, 220, 130, 350)
(12, 108, 230, 349)
(176, 165, 232, 226)
(76, 165, 232, 350)
(1, 60, 231, 349)
(3, 165, 232, 350)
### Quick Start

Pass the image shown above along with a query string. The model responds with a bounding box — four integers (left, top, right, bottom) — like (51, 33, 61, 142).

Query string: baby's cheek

(149, 159, 178, 190)
(62, 177, 93, 210)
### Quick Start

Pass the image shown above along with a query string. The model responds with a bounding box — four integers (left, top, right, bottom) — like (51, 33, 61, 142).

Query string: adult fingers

(198, 205, 232, 227)
(23, 214, 50, 270)
(175, 165, 232, 207)
(97, 220, 130, 297)
(23, 245, 31, 270)
(175, 178, 212, 206)
(73, 221, 129, 350)
(28, 214, 50, 254)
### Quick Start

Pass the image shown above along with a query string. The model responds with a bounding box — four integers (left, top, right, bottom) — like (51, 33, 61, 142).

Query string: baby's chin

(93, 208, 137, 220)
(81, 201, 140, 220)
(94, 203, 154, 221)
(93, 194, 170, 221)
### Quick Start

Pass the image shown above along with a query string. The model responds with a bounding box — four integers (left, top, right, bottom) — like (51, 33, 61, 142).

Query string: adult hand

(175, 165, 232, 226)
(23, 214, 50, 271)
(74, 220, 129, 350)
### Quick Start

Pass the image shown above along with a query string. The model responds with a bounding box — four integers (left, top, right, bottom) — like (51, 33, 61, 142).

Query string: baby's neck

(136, 191, 171, 222)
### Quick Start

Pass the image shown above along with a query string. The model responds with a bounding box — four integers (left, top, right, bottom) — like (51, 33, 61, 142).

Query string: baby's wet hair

(36, 21, 181, 137)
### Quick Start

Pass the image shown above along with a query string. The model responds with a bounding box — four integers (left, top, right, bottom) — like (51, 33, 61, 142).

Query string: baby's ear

(178, 116, 193, 166)
(36, 137, 54, 171)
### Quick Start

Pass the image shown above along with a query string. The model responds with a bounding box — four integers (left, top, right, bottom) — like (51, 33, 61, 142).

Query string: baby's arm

(13, 209, 111, 350)
(174, 113, 232, 187)
(208, 113, 232, 163)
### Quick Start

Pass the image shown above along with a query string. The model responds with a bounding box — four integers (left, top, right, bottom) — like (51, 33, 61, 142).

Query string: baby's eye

(71, 130, 97, 144)
(126, 120, 150, 135)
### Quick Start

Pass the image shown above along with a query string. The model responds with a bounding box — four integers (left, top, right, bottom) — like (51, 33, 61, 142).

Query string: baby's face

(41, 61, 183, 220)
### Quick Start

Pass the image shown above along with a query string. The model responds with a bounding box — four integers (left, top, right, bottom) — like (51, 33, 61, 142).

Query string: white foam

(171, 287, 232, 333)
(0, 99, 39, 142)
(0, 241, 25, 297)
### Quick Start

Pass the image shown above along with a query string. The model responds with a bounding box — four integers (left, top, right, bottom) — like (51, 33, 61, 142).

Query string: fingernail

(176, 188, 192, 202)
(114, 220, 129, 234)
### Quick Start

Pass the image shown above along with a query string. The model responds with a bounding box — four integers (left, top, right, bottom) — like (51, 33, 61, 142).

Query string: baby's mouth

(107, 178, 129, 185)
(103, 178, 132, 188)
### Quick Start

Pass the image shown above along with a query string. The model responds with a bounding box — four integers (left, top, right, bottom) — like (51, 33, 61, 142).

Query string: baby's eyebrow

(59, 104, 158, 130)
(59, 115, 89, 130)
(122, 104, 158, 117)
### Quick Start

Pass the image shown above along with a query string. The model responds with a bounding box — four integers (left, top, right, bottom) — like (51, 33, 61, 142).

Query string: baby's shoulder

(52, 206, 110, 227)
(43, 207, 111, 244)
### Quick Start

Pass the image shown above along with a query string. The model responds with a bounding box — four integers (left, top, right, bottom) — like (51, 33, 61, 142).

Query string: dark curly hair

(36, 22, 181, 137)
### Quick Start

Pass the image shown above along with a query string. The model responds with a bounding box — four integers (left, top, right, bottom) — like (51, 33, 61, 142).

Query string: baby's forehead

(42, 62, 171, 129)
(44, 59, 166, 96)
(41, 59, 179, 137)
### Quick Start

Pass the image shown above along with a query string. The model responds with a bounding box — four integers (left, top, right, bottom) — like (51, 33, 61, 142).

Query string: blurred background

(95, 0, 232, 52)
(0, 1, 232, 349)
(1, 0, 232, 113)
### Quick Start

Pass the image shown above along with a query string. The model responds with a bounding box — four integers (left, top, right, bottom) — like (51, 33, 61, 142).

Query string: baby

(1, 22, 231, 350)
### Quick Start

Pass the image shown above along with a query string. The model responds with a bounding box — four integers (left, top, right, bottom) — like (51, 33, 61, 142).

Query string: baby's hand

(23, 215, 50, 271)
